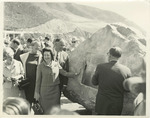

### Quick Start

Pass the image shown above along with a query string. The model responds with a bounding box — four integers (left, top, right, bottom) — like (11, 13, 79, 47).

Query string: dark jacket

(12, 48, 24, 62)
(92, 61, 131, 115)
(55, 50, 69, 91)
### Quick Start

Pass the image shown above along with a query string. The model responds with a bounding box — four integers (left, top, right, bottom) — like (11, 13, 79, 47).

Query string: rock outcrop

(64, 24, 146, 115)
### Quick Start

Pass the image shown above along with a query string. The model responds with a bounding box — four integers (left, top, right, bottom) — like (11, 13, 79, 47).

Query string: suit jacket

(57, 51, 69, 72)
(54, 50, 69, 88)
(13, 48, 24, 62)
(92, 61, 131, 115)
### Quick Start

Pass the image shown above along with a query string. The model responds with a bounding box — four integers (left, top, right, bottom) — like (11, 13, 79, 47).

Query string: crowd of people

(3, 34, 145, 115)
(3, 35, 79, 115)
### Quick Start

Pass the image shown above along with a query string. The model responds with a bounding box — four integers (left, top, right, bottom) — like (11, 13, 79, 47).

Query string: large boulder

(64, 24, 146, 115)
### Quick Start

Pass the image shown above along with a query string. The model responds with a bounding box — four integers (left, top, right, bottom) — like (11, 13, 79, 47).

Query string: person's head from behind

(26, 38, 33, 47)
(11, 39, 20, 50)
(53, 38, 65, 52)
(107, 47, 122, 62)
(3, 97, 30, 115)
(42, 48, 54, 63)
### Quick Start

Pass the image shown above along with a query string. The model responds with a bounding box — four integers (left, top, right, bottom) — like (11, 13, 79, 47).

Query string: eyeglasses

(72, 41, 76, 43)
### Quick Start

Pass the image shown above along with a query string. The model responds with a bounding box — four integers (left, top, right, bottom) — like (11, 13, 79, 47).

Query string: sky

(76, 0, 150, 32)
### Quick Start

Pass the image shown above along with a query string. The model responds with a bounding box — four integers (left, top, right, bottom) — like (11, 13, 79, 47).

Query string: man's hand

(59, 69, 81, 78)
(67, 71, 80, 78)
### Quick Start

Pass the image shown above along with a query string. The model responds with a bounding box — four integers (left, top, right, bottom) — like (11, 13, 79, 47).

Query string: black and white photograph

(1, 0, 149, 116)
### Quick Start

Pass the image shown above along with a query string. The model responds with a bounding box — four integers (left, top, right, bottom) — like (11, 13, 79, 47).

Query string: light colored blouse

(3, 59, 24, 88)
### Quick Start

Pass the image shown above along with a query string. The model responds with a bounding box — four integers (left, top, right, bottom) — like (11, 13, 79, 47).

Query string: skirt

(39, 84, 60, 114)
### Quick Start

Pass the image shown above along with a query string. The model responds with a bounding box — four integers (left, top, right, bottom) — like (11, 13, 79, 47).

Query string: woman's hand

(11, 78, 18, 86)
(34, 92, 40, 101)
(7, 77, 12, 81)
(11, 75, 24, 80)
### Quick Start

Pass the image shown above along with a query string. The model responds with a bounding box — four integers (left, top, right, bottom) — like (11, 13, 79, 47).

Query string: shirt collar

(43, 60, 55, 68)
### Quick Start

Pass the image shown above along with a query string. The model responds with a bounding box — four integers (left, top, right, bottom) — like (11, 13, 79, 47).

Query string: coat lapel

(20, 52, 29, 76)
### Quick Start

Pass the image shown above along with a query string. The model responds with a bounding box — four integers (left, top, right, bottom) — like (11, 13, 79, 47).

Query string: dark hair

(53, 38, 66, 46)
(54, 38, 61, 42)
(42, 48, 54, 61)
(27, 38, 32, 43)
(3, 97, 30, 115)
(12, 39, 20, 45)
(45, 37, 50, 41)
(109, 47, 122, 58)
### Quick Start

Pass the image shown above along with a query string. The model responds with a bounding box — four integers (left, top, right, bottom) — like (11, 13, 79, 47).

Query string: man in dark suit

(53, 38, 79, 100)
(10, 39, 24, 62)
(92, 47, 131, 115)
(53, 38, 69, 92)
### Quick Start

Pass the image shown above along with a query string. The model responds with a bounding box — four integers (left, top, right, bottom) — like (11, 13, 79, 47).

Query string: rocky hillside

(4, 2, 145, 34)
(4, 2, 54, 30)
(22, 19, 77, 34)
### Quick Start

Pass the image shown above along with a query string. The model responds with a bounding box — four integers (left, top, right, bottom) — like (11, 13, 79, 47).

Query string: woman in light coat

(3, 47, 25, 100)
